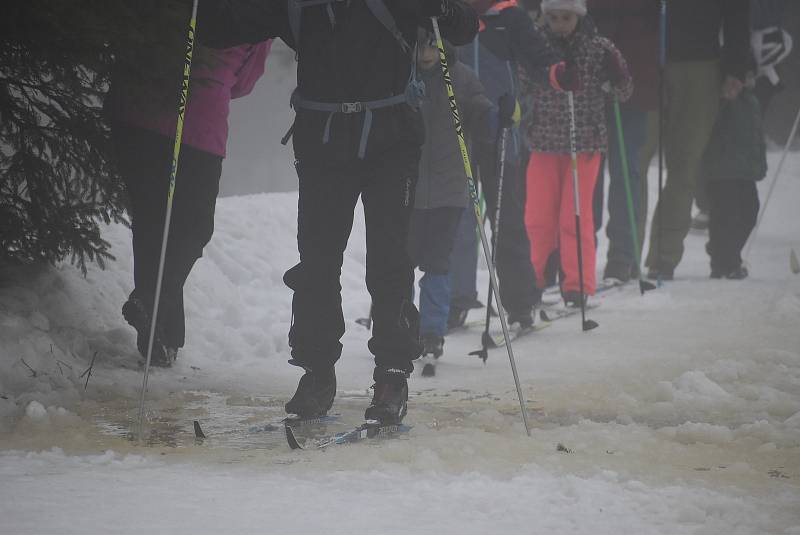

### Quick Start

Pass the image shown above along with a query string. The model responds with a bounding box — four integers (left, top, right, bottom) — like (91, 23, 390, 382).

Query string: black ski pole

(432, 18, 532, 436)
(566, 91, 599, 332)
(470, 125, 510, 362)
(137, 0, 199, 443)
(612, 97, 656, 295)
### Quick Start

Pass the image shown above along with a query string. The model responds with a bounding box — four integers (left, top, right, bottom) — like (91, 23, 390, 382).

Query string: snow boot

(603, 261, 632, 283)
(122, 297, 175, 367)
(421, 333, 444, 359)
(365, 368, 408, 424)
(646, 266, 674, 281)
(285, 365, 336, 418)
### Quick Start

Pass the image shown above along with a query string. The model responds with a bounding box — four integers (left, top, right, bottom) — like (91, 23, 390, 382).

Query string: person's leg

(592, 155, 605, 237)
(448, 204, 479, 315)
(416, 207, 463, 341)
(484, 161, 541, 321)
(733, 180, 760, 269)
(160, 144, 223, 349)
(605, 106, 648, 280)
(524, 152, 561, 290)
(285, 159, 361, 372)
(362, 148, 422, 376)
(559, 153, 602, 295)
(636, 110, 659, 264)
(646, 61, 722, 275)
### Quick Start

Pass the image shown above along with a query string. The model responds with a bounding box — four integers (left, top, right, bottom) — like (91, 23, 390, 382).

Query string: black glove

(602, 48, 626, 86)
(498, 93, 515, 128)
(420, 0, 453, 17)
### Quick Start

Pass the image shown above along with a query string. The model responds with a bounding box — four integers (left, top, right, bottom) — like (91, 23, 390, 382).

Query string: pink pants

(524, 152, 602, 295)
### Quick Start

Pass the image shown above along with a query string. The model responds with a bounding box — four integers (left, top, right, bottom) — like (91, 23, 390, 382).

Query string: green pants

(645, 61, 722, 272)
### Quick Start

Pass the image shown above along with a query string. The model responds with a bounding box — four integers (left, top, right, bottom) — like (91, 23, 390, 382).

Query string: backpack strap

(364, 0, 411, 53)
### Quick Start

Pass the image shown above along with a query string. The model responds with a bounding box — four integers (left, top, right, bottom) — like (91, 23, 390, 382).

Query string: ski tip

(193, 420, 206, 440)
(284, 424, 304, 450)
(582, 320, 599, 332)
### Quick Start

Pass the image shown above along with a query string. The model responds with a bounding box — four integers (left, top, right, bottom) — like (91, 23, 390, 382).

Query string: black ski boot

(562, 291, 588, 309)
(507, 310, 534, 330)
(122, 297, 175, 367)
(365, 368, 408, 424)
(420, 334, 444, 377)
(285, 364, 336, 419)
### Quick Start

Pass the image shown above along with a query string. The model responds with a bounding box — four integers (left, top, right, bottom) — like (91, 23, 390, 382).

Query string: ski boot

(562, 291, 588, 309)
(285, 364, 336, 419)
(691, 210, 710, 231)
(365, 368, 408, 424)
(420, 334, 444, 377)
(507, 310, 534, 330)
(122, 297, 174, 367)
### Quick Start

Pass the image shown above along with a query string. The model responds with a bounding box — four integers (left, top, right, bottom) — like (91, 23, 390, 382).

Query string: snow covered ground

(1, 153, 799, 534)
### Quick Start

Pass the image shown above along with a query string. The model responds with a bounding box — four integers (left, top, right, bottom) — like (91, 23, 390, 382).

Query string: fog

(219, 8, 800, 197)
(220, 42, 298, 197)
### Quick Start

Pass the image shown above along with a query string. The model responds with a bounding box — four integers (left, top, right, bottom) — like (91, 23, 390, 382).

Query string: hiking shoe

(365, 368, 408, 425)
(285, 365, 336, 419)
(122, 297, 172, 366)
(421, 334, 444, 359)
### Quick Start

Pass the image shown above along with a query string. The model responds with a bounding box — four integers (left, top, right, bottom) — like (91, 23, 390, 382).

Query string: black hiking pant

(478, 151, 541, 316)
(706, 180, 759, 273)
(112, 124, 222, 348)
(285, 147, 422, 375)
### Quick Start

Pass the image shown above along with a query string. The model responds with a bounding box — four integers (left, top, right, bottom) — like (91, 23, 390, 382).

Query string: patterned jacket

(521, 18, 633, 154)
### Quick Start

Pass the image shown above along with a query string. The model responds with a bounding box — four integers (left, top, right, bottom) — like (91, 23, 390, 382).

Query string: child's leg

(734, 180, 760, 268)
(525, 153, 562, 289)
(707, 180, 739, 273)
(417, 208, 465, 338)
(559, 152, 602, 295)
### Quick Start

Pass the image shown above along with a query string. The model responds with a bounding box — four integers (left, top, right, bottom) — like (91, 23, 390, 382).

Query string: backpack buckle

(341, 101, 364, 113)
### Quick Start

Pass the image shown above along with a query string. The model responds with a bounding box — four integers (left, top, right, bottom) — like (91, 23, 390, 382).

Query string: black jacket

(198, 0, 479, 161)
(667, 0, 750, 80)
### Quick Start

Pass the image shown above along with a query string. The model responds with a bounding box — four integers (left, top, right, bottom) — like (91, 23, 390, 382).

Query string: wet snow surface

(1, 154, 799, 534)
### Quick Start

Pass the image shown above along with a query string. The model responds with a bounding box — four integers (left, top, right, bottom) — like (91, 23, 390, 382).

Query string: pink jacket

(112, 42, 270, 157)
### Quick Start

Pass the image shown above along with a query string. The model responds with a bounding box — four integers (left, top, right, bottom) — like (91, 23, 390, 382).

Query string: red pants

(524, 152, 602, 295)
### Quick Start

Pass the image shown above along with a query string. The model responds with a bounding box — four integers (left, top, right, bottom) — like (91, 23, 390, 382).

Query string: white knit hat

(541, 0, 587, 16)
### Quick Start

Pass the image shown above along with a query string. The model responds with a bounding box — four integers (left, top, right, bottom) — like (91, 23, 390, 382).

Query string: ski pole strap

(291, 91, 409, 158)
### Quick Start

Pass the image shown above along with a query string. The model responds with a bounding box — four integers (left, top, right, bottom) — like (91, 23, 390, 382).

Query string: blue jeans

(606, 105, 647, 271)
(448, 207, 479, 310)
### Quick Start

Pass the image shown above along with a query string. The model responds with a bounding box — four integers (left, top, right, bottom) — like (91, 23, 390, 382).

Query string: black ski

(285, 420, 411, 450)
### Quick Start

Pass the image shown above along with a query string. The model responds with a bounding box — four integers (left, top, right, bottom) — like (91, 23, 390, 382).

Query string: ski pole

(655, 0, 666, 286)
(471, 125, 510, 362)
(137, 0, 199, 444)
(567, 91, 599, 332)
(431, 18, 532, 437)
(742, 104, 800, 263)
(612, 97, 656, 295)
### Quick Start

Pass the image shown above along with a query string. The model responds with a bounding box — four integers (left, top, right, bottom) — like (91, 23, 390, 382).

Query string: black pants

(707, 180, 759, 273)
(285, 148, 422, 374)
(478, 151, 541, 316)
(112, 124, 222, 348)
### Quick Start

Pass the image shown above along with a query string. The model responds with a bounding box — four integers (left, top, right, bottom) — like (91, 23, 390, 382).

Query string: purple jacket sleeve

(230, 41, 271, 99)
